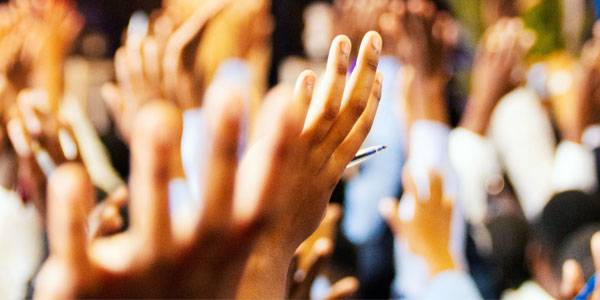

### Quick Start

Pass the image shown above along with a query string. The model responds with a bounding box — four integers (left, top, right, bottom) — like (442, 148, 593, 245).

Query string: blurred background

(3, 0, 600, 299)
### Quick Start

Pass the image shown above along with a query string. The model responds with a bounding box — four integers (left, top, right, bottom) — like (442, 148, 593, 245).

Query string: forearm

(459, 94, 498, 136)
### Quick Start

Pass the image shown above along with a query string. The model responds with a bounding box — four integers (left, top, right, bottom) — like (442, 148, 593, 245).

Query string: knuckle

(365, 57, 379, 73)
(335, 59, 349, 76)
(350, 99, 368, 118)
(359, 122, 372, 138)
(273, 139, 293, 162)
(321, 104, 339, 122)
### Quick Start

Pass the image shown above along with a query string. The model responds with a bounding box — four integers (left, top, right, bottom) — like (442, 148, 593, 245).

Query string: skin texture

(238, 31, 383, 299)
(380, 171, 456, 277)
(460, 18, 534, 135)
(34, 31, 383, 299)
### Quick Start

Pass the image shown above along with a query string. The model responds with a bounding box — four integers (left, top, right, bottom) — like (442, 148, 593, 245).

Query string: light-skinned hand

(379, 170, 456, 276)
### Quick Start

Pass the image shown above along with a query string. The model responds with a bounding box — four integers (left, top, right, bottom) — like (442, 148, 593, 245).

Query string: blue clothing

(342, 56, 405, 244)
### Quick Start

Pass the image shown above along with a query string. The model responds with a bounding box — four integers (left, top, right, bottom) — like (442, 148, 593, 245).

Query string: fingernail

(305, 75, 315, 92)
(372, 35, 382, 51)
(340, 40, 350, 55)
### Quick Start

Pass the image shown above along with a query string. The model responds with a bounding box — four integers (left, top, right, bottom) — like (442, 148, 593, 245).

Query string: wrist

(410, 74, 448, 123)
(426, 250, 456, 277)
(460, 94, 498, 135)
(238, 239, 295, 299)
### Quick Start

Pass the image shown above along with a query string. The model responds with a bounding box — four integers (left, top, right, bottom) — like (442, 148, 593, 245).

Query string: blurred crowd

(2, 0, 600, 299)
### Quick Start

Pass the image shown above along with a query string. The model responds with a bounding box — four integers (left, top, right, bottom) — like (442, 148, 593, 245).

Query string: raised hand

(286, 238, 359, 300)
(6, 89, 79, 217)
(0, 0, 82, 111)
(239, 31, 383, 298)
(386, 0, 458, 125)
(35, 30, 382, 299)
(286, 205, 359, 300)
(287, 238, 334, 300)
(333, 0, 390, 56)
(562, 21, 600, 142)
(379, 170, 456, 276)
(390, 0, 458, 81)
(102, 0, 232, 141)
(296, 204, 342, 271)
(35, 97, 252, 299)
(461, 18, 535, 135)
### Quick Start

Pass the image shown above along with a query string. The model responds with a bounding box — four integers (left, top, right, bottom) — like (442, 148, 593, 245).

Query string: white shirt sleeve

(552, 141, 597, 193)
(489, 88, 598, 220)
(423, 271, 483, 300)
(449, 128, 502, 225)
(488, 88, 556, 220)
(582, 124, 600, 149)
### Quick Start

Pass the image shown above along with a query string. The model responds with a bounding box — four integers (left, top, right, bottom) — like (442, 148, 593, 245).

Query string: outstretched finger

(47, 163, 93, 269)
(303, 35, 351, 143)
(293, 70, 316, 130)
(325, 277, 360, 300)
(129, 101, 182, 254)
(326, 71, 382, 173)
(162, 0, 231, 106)
(196, 84, 243, 241)
(318, 32, 381, 158)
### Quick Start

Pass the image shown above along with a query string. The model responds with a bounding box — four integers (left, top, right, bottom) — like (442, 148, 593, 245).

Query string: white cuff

(582, 124, 600, 150)
(449, 128, 502, 224)
(553, 141, 597, 193)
